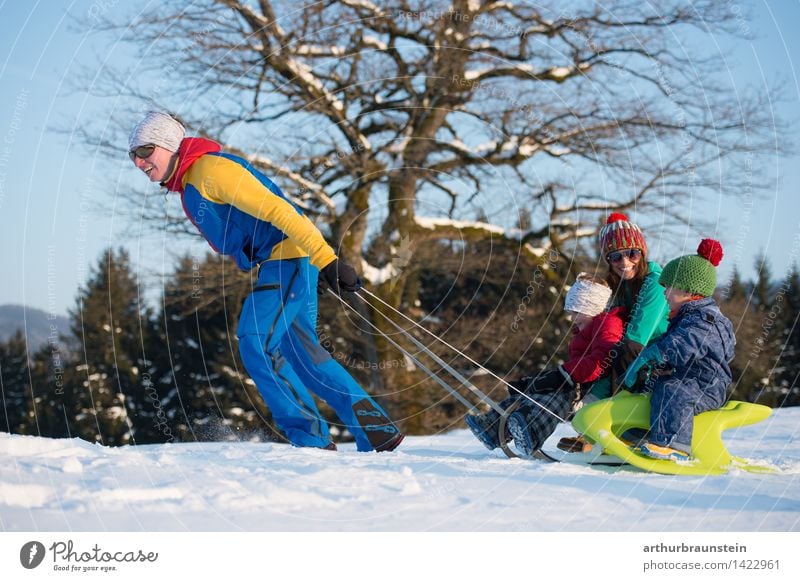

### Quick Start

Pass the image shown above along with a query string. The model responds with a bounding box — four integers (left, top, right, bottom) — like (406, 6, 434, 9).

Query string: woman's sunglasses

(128, 144, 156, 161)
(606, 248, 642, 264)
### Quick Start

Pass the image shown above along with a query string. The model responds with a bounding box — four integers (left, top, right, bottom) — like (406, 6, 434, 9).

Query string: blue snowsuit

(640, 297, 735, 453)
(162, 137, 399, 451)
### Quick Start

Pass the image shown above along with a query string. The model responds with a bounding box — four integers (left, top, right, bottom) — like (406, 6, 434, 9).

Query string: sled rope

(325, 289, 485, 414)
(349, 291, 505, 415)
(353, 288, 568, 424)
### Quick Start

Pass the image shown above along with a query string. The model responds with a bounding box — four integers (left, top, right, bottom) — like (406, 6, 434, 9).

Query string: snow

(466, 65, 537, 82)
(412, 217, 548, 258)
(464, 69, 487, 82)
(548, 66, 573, 80)
(340, 0, 384, 14)
(525, 243, 547, 257)
(415, 216, 506, 236)
(294, 44, 346, 57)
(361, 35, 388, 51)
(360, 259, 398, 285)
(286, 59, 344, 113)
(103, 406, 127, 420)
(1, 408, 799, 531)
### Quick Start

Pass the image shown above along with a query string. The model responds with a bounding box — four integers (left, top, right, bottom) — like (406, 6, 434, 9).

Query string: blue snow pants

(646, 377, 727, 453)
(237, 257, 399, 451)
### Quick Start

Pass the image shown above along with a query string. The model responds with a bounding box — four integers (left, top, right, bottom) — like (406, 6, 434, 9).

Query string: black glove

(612, 339, 644, 377)
(509, 367, 573, 397)
(529, 368, 574, 394)
(609, 339, 644, 395)
(507, 376, 532, 398)
(319, 258, 362, 295)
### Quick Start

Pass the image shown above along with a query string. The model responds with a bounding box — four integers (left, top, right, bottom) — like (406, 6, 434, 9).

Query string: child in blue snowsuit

(128, 111, 403, 452)
(623, 239, 735, 462)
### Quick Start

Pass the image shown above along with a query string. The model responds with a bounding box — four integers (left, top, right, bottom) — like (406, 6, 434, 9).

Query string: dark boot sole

(376, 433, 404, 452)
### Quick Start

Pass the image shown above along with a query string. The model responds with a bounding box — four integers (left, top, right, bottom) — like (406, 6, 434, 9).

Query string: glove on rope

(608, 339, 644, 395)
(622, 344, 663, 389)
(319, 258, 362, 295)
(612, 339, 643, 377)
(508, 366, 574, 398)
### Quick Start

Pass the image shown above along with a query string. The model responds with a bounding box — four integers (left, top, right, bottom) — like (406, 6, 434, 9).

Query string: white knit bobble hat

(128, 111, 185, 153)
(564, 274, 612, 317)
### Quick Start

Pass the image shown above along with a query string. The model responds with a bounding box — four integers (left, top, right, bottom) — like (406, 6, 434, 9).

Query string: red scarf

(162, 137, 222, 193)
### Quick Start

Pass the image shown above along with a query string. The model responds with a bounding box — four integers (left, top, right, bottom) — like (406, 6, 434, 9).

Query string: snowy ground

(2, 408, 799, 532)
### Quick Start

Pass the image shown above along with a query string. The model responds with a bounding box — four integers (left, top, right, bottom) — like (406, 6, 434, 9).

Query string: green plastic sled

(571, 392, 774, 475)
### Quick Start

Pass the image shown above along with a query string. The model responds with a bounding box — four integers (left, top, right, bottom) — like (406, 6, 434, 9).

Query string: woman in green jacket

(558, 212, 670, 452)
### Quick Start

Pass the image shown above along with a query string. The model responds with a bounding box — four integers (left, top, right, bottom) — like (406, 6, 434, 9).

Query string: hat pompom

(606, 212, 629, 224)
(598, 212, 647, 256)
(697, 238, 723, 267)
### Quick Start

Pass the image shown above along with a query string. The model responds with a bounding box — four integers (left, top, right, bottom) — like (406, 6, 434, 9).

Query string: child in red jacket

(466, 274, 626, 455)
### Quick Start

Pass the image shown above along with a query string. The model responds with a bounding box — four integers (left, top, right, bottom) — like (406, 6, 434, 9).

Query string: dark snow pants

(486, 388, 576, 452)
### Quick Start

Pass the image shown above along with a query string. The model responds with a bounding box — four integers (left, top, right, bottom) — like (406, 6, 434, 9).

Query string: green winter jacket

(616, 261, 670, 346)
(588, 261, 669, 400)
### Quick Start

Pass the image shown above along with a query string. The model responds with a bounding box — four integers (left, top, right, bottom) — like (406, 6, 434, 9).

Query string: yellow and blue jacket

(163, 138, 336, 272)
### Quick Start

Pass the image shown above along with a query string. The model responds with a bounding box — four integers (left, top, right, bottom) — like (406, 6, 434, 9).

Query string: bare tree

(68, 0, 788, 432)
(81, 1, 781, 302)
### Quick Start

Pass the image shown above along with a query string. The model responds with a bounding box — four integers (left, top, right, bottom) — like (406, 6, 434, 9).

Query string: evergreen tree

(772, 264, 800, 406)
(723, 265, 747, 302)
(720, 268, 761, 403)
(749, 254, 781, 403)
(0, 330, 33, 434)
(27, 340, 72, 439)
(152, 252, 275, 442)
(753, 252, 773, 311)
(721, 257, 797, 407)
(65, 248, 156, 445)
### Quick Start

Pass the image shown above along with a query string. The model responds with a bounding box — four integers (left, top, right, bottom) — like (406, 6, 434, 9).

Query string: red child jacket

(561, 306, 627, 384)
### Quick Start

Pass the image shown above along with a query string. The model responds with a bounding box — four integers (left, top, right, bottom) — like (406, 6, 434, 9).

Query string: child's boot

(506, 411, 536, 456)
(557, 435, 593, 453)
(465, 412, 504, 450)
(638, 442, 690, 462)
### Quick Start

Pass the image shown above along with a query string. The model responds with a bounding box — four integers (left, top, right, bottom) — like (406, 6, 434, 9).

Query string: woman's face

(130, 144, 176, 182)
(606, 248, 643, 281)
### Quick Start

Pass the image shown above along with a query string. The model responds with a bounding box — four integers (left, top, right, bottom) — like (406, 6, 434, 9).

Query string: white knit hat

(128, 111, 185, 153)
(564, 273, 612, 317)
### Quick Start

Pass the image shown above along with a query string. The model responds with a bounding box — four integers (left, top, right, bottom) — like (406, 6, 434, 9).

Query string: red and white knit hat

(598, 212, 647, 257)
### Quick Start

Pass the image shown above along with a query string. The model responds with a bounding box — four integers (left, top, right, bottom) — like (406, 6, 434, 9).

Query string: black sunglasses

(606, 248, 642, 263)
(128, 144, 156, 161)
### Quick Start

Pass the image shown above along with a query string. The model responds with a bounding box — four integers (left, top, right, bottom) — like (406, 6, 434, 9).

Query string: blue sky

(1, 1, 799, 317)
(0, 1, 115, 318)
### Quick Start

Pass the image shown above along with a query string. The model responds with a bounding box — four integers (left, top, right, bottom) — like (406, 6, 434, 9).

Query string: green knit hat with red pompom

(659, 239, 724, 297)
(598, 212, 647, 257)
